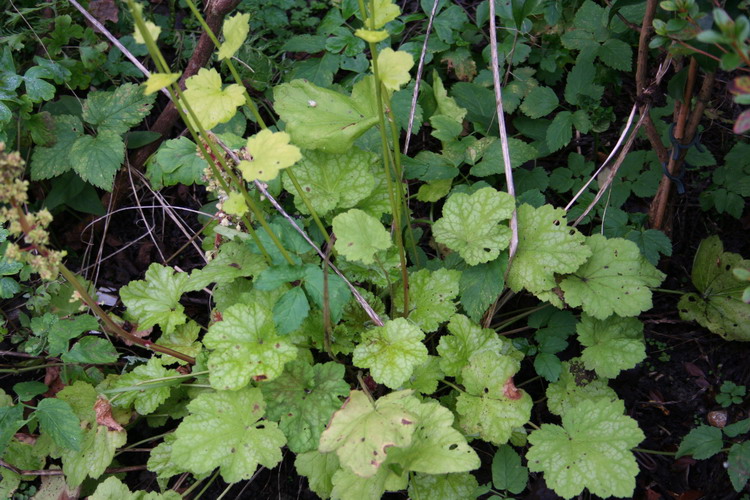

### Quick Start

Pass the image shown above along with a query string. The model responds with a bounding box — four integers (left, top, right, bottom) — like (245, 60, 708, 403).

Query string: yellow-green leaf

(134, 20, 161, 45)
(367, 0, 401, 29)
(217, 13, 250, 60)
(355, 29, 390, 43)
(181, 68, 245, 130)
(238, 129, 302, 182)
(377, 48, 414, 92)
(143, 72, 180, 96)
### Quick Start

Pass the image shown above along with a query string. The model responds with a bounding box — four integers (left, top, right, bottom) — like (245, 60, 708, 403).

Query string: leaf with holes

(238, 129, 301, 182)
(577, 314, 645, 378)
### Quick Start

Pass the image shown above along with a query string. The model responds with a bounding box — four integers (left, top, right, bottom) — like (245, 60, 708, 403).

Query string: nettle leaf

(599, 38, 632, 71)
(408, 472, 479, 500)
(35, 398, 82, 451)
(273, 77, 378, 153)
(181, 68, 245, 130)
(521, 85, 559, 119)
(171, 387, 286, 483)
(120, 264, 191, 334)
(352, 318, 428, 389)
(69, 130, 125, 190)
(393, 268, 461, 333)
(295, 450, 340, 499)
(433, 187, 514, 265)
(282, 147, 377, 217)
(318, 390, 416, 478)
(82, 83, 156, 135)
(560, 235, 665, 319)
(456, 351, 532, 445)
(527, 399, 644, 499)
(546, 110, 573, 152)
(62, 425, 127, 487)
(217, 12, 250, 60)
(577, 314, 645, 378)
(333, 209, 392, 264)
(203, 303, 297, 390)
(261, 360, 350, 453)
(676, 425, 723, 460)
(678, 236, 750, 341)
(377, 48, 414, 91)
(546, 359, 618, 417)
(239, 129, 302, 182)
(111, 358, 179, 415)
(30, 115, 84, 180)
(507, 204, 591, 299)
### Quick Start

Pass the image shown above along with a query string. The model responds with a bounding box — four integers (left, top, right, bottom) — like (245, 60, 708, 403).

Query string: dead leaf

(88, 0, 119, 26)
(95, 397, 124, 431)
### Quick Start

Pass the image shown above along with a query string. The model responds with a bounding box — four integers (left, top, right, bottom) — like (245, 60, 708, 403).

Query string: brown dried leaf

(95, 396, 124, 431)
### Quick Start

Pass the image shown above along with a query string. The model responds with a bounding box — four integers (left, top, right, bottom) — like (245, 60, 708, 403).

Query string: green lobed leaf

(186, 240, 267, 290)
(147, 137, 209, 189)
(181, 68, 245, 130)
(333, 209, 392, 264)
(156, 321, 203, 365)
(459, 258, 507, 322)
(90, 476, 181, 499)
(238, 129, 302, 182)
(377, 48, 414, 91)
(577, 314, 646, 378)
(82, 83, 156, 135)
(30, 115, 84, 180)
(47, 314, 99, 356)
(407, 472, 479, 500)
(295, 450, 340, 498)
(69, 131, 125, 190)
(432, 71, 467, 124)
(62, 424, 127, 487)
(62, 336, 118, 364)
(111, 358, 179, 415)
(546, 359, 618, 416)
(492, 444, 529, 494)
(393, 268, 461, 333)
(120, 264, 191, 334)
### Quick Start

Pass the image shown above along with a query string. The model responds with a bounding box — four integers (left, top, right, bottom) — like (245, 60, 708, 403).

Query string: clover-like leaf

(333, 209, 392, 265)
(433, 187, 514, 265)
(546, 359, 618, 416)
(120, 264, 191, 334)
(392, 268, 461, 333)
(527, 399, 644, 499)
(507, 204, 591, 297)
(238, 129, 301, 182)
(110, 357, 180, 415)
(217, 12, 250, 60)
(576, 314, 645, 378)
(143, 72, 180, 95)
(171, 387, 286, 483)
(560, 235, 665, 319)
(318, 390, 416, 478)
(181, 68, 245, 130)
(203, 302, 297, 390)
(376, 48, 414, 91)
(261, 360, 350, 453)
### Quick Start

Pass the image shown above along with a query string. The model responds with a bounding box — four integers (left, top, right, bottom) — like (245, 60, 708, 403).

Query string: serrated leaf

(560, 235, 665, 319)
(23, 66, 56, 102)
(521, 86, 559, 119)
(433, 187, 514, 265)
(433, 71, 467, 123)
(546, 359, 618, 416)
(333, 209, 392, 264)
(377, 49, 413, 93)
(402, 355, 443, 394)
(171, 387, 286, 483)
(57, 381, 97, 422)
(47, 314, 99, 356)
(218, 12, 250, 60)
(111, 358, 179, 415)
(527, 399, 644, 499)
(120, 264, 191, 334)
(546, 111, 573, 152)
(62, 425, 127, 487)
(408, 472, 479, 500)
(534, 352, 562, 382)
(204, 302, 297, 390)
(459, 258, 507, 322)
(156, 321, 203, 365)
(318, 390, 416, 478)
(143, 72, 180, 95)
(492, 444, 528, 494)
(507, 204, 591, 297)
(295, 450, 340, 498)
(625, 228, 672, 265)
(261, 360, 349, 453)
(69, 131, 125, 190)
(273, 287, 310, 335)
(181, 68, 245, 130)
(470, 137, 539, 177)
(90, 476, 181, 499)
(564, 60, 601, 106)
(393, 268, 461, 333)
(599, 38, 632, 71)
(82, 83, 155, 135)
(676, 425, 723, 459)
(35, 398, 82, 451)
(728, 442, 750, 491)
(62, 336, 118, 364)
(577, 314, 645, 378)
(30, 115, 84, 180)
(238, 129, 301, 182)
(352, 318, 428, 389)
(0, 406, 24, 456)
(303, 265, 352, 324)
(330, 464, 406, 500)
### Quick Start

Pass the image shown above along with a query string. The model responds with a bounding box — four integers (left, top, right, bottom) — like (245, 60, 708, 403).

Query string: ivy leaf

(261, 360, 350, 453)
(35, 398, 82, 451)
(30, 115, 84, 180)
(295, 450, 340, 499)
(333, 209, 392, 264)
(433, 187, 514, 265)
(393, 268, 461, 333)
(217, 13, 250, 60)
(318, 390, 416, 478)
(352, 318, 428, 389)
(459, 258, 507, 322)
(171, 388, 286, 483)
(577, 314, 646, 378)
(203, 303, 297, 390)
(521, 86, 559, 119)
(408, 472, 479, 500)
(111, 358, 179, 415)
(143, 72, 180, 96)
(282, 147, 377, 216)
(69, 131, 125, 190)
(120, 264, 191, 335)
(376, 48, 414, 91)
(82, 83, 156, 135)
(560, 235, 665, 319)
(238, 129, 302, 182)
(507, 204, 591, 298)
(546, 359, 618, 416)
(527, 399, 644, 499)
(273, 78, 378, 153)
(676, 425, 723, 460)
(62, 425, 127, 487)
(181, 68, 245, 130)
(456, 351, 532, 445)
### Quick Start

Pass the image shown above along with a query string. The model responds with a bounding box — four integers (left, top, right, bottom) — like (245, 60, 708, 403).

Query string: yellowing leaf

(238, 129, 302, 182)
(223, 191, 248, 216)
(181, 68, 245, 130)
(367, 0, 401, 29)
(355, 29, 390, 43)
(143, 72, 180, 95)
(134, 21, 161, 45)
(217, 12, 250, 60)
(376, 48, 414, 91)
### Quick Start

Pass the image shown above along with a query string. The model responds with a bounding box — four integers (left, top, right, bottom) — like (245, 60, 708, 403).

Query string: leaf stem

(633, 447, 677, 456)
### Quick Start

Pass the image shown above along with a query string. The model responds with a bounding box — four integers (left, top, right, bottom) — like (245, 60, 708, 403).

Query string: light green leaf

(143, 72, 180, 95)
(134, 20, 161, 45)
(30, 115, 84, 180)
(295, 450, 340, 499)
(218, 13, 250, 60)
(521, 86, 559, 119)
(402, 355, 443, 394)
(186, 240, 266, 290)
(408, 472, 479, 500)
(331, 464, 406, 500)
(62, 425, 127, 487)
(433, 71, 467, 123)
(120, 264, 191, 334)
(353, 318, 427, 389)
(355, 28, 390, 43)
(507, 204, 591, 298)
(560, 235, 665, 319)
(527, 399, 644, 499)
(546, 359, 618, 417)
(171, 388, 286, 483)
(393, 268, 461, 333)
(376, 48, 413, 91)
(273, 78, 378, 153)
(147, 434, 184, 481)
(35, 398, 82, 451)
(238, 129, 301, 182)
(367, 0, 401, 29)
(318, 390, 416, 478)
(90, 476, 181, 499)
(676, 425, 723, 460)
(111, 358, 179, 415)
(82, 83, 156, 135)
(69, 131, 125, 190)
(156, 321, 203, 365)
(181, 68, 245, 130)
(261, 360, 349, 453)
(333, 209, 392, 264)
(577, 314, 645, 378)
(57, 381, 97, 422)
(416, 178, 452, 202)
(47, 314, 99, 356)
(456, 351, 532, 445)
(433, 187, 514, 265)
(546, 111, 573, 152)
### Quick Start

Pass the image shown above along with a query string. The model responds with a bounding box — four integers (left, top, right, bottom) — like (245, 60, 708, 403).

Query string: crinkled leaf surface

(203, 303, 297, 390)
(69, 131, 125, 190)
(459, 257, 507, 322)
(333, 209, 392, 265)
(433, 187, 514, 265)
(330, 464, 406, 500)
(527, 399, 644, 499)
(30, 115, 84, 180)
(181, 68, 245, 130)
(319, 390, 416, 478)
(546, 359, 618, 416)
(393, 268, 461, 333)
(171, 387, 286, 483)
(47, 314, 99, 356)
(507, 204, 591, 297)
(187, 240, 267, 290)
(239, 129, 301, 182)
(217, 13, 250, 60)
(408, 472, 479, 500)
(577, 314, 645, 378)
(352, 318, 428, 389)
(35, 398, 82, 451)
(111, 357, 179, 415)
(261, 360, 349, 453)
(560, 235, 665, 319)
(376, 48, 413, 91)
(433, 71, 466, 123)
(120, 264, 191, 334)
(62, 425, 127, 487)
(148, 137, 208, 189)
(156, 321, 202, 365)
(82, 83, 155, 135)
(456, 351, 532, 445)
(295, 450, 340, 499)
(91, 476, 181, 499)
(62, 336, 118, 364)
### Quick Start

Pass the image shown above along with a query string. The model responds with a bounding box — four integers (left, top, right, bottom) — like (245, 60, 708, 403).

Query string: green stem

(284, 170, 331, 245)
(632, 447, 677, 456)
(652, 288, 684, 295)
(0, 362, 68, 374)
